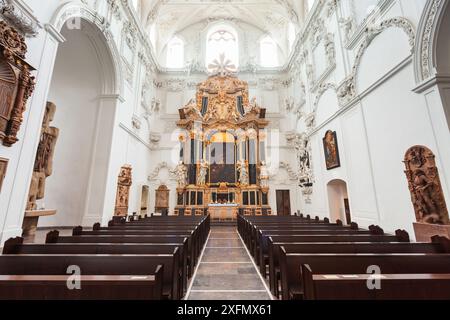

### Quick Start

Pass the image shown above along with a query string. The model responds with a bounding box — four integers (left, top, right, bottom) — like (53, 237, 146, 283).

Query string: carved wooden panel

(0, 157, 8, 192)
(404, 146, 449, 225)
(114, 165, 132, 216)
(0, 21, 35, 146)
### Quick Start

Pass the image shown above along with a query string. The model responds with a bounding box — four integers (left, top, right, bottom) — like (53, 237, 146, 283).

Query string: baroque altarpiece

(174, 73, 271, 218)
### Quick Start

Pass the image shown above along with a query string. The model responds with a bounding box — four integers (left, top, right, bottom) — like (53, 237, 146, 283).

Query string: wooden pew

(74, 227, 200, 265)
(109, 215, 210, 241)
(99, 225, 204, 241)
(3, 237, 188, 298)
(279, 251, 450, 300)
(255, 227, 375, 274)
(0, 253, 182, 299)
(269, 239, 447, 298)
(246, 223, 357, 255)
(302, 266, 450, 300)
(104, 219, 209, 250)
(239, 216, 346, 248)
(46, 231, 195, 280)
(0, 272, 163, 300)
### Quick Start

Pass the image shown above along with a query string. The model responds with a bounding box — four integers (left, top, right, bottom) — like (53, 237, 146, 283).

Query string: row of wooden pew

(0, 215, 210, 300)
(237, 214, 450, 300)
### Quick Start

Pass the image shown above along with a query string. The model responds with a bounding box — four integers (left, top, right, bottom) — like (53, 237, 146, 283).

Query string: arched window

(166, 36, 184, 68)
(206, 24, 239, 72)
(260, 35, 279, 67)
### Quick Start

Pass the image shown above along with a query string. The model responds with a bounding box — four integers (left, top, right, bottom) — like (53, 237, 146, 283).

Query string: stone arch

(36, 3, 126, 227)
(50, 1, 124, 97)
(312, 83, 338, 128)
(414, 0, 450, 83)
(351, 17, 415, 96)
(327, 179, 351, 224)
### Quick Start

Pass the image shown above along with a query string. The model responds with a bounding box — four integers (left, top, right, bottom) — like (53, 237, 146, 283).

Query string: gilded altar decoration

(176, 71, 271, 218)
(0, 21, 36, 147)
(404, 146, 449, 225)
(114, 164, 132, 216)
(26, 102, 59, 210)
(323, 130, 340, 170)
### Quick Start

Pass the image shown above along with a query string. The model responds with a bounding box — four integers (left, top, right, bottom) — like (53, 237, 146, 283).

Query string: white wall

(284, 0, 450, 238)
(42, 25, 101, 227)
(1, 0, 449, 244)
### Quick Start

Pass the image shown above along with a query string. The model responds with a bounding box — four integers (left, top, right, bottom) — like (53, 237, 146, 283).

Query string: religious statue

(297, 135, 313, 184)
(404, 146, 449, 225)
(245, 97, 258, 114)
(238, 161, 249, 186)
(114, 165, 132, 216)
(260, 161, 269, 190)
(175, 161, 187, 189)
(26, 102, 59, 210)
(197, 159, 209, 186)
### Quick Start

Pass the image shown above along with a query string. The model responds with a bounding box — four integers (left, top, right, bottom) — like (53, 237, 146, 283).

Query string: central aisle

(186, 226, 273, 300)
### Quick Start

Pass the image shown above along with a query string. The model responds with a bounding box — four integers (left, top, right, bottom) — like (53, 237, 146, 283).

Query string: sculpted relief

(26, 102, 59, 210)
(404, 146, 449, 225)
(0, 21, 35, 147)
(114, 164, 132, 216)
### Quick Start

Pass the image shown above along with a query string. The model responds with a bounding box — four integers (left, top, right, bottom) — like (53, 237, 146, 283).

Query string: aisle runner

(186, 226, 273, 300)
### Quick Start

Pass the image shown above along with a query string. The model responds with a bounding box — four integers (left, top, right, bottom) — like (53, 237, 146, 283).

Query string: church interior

(0, 0, 449, 302)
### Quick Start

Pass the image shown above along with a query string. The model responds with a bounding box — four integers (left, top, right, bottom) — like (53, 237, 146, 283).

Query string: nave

(186, 226, 272, 300)
(2, 214, 450, 300)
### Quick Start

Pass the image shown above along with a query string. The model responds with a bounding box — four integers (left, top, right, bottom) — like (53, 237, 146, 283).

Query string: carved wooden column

(114, 165, 132, 216)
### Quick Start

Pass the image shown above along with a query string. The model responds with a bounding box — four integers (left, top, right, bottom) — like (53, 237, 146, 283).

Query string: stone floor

(186, 226, 273, 300)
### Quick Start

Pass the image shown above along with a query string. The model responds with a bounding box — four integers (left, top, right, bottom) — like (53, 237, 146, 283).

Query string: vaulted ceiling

(139, 0, 307, 46)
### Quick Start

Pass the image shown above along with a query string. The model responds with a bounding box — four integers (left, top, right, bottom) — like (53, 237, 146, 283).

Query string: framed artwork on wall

(323, 130, 340, 170)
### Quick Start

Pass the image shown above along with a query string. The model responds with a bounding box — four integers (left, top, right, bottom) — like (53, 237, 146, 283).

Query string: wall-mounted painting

(323, 130, 340, 170)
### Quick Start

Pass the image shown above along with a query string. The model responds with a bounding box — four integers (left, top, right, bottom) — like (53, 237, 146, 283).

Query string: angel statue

(175, 161, 187, 189)
(238, 161, 249, 186)
(245, 97, 258, 114)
